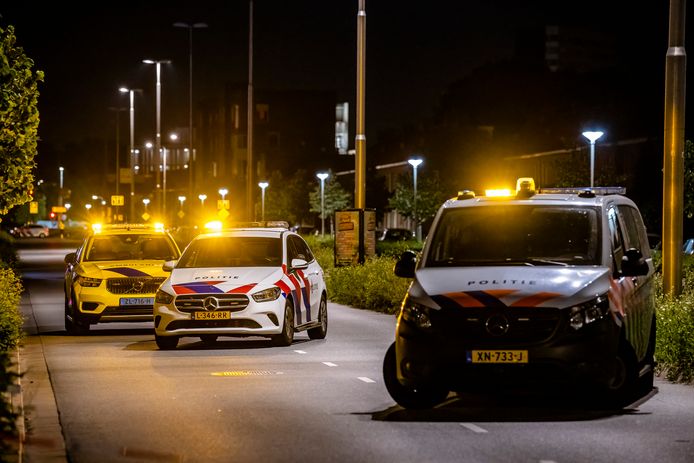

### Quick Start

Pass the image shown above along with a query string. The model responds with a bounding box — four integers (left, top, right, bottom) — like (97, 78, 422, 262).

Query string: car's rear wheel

(200, 335, 218, 346)
(383, 342, 449, 409)
(271, 300, 294, 347)
(64, 289, 89, 335)
(307, 296, 328, 340)
(155, 334, 179, 350)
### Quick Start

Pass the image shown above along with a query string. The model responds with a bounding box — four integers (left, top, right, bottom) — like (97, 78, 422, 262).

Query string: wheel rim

(285, 305, 294, 339)
(320, 300, 327, 330)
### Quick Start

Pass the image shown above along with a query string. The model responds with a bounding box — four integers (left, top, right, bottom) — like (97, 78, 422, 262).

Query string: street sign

(217, 199, 230, 210)
(217, 209, 229, 219)
(52, 206, 67, 213)
(111, 195, 125, 206)
(142, 212, 151, 221)
(177, 210, 185, 219)
(29, 201, 39, 214)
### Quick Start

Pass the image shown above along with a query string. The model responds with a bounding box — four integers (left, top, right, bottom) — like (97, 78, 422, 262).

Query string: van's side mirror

(394, 250, 417, 278)
(162, 260, 178, 272)
(621, 248, 649, 277)
(291, 258, 309, 270)
(64, 252, 76, 265)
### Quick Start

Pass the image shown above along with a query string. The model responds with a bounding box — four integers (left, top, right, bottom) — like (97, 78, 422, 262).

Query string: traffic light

(49, 211, 56, 220)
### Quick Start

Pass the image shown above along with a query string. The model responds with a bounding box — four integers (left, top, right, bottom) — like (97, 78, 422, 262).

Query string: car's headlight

(252, 286, 281, 303)
(155, 289, 175, 304)
(569, 295, 609, 330)
(76, 276, 102, 287)
(401, 296, 433, 330)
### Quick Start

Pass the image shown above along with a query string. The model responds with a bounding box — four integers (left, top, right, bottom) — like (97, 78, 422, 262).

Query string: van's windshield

(426, 205, 601, 267)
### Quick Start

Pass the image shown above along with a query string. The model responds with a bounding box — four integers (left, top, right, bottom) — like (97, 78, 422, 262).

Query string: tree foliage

(0, 25, 43, 217)
(387, 170, 449, 226)
(261, 169, 313, 225)
(308, 171, 351, 219)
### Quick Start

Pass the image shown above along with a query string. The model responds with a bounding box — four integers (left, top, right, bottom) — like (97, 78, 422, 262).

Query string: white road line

(293, 350, 307, 354)
(460, 423, 488, 433)
(357, 377, 376, 383)
(322, 362, 338, 367)
(539, 460, 558, 463)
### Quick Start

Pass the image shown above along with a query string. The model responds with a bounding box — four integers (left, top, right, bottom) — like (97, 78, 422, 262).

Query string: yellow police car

(63, 224, 181, 334)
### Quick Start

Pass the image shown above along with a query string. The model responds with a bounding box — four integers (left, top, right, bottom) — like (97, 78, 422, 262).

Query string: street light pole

(119, 87, 141, 222)
(173, 21, 208, 200)
(316, 172, 329, 237)
(143, 59, 171, 218)
(408, 158, 423, 240)
(58, 166, 64, 206)
(258, 181, 268, 221)
(582, 131, 604, 188)
(246, 0, 255, 221)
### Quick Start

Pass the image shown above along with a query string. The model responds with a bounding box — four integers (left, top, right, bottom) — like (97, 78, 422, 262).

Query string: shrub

(376, 239, 423, 258)
(0, 351, 19, 452)
(0, 268, 23, 352)
(0, 231, 17, 269)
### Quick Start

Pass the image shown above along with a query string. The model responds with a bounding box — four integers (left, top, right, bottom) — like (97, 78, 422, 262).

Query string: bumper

(395, 315, 620, 392)
(153, 298, 285, 338)
(73, 286, 155, 324)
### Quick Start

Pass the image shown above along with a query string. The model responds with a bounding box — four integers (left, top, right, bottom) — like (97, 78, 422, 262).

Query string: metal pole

(355, 0, 366, 209)
(413, 165, 418, 240)
(589, 141, 595, 188)
(321, 178, 325, 236)
(663, 0, 687, 296)
(115, 109, 120, 196)
(261, 188, 266, 221)
(246, 0, 254, 221)
(155, 62, 163, 217)
(129, 90, 135, 222)
(188, 26, 194, 201)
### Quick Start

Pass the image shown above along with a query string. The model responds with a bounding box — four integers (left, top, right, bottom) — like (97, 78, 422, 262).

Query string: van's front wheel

(383, 342, 448, 409)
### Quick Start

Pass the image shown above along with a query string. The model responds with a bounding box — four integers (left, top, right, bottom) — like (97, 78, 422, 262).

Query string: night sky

(0, 1, 687, 186)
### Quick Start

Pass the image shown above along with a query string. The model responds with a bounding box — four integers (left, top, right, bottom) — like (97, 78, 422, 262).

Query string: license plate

(120, 297, 154, 306)
(193, 311, 231, 320)
(467, 350, 528, 364)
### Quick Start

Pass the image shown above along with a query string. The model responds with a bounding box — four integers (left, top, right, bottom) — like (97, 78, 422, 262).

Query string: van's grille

(433, 306, 561, 346)
(107, 277, 166, 294)
(174, 294, 249, 313)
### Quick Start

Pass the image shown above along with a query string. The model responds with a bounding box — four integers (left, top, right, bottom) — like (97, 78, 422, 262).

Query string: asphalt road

(15, 239, 694, 463)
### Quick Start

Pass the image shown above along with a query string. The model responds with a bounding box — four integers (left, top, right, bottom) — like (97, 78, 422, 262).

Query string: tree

(262, 169, 314, 226)
(388, 170, 449, 229)
(0, 26, 43, 218)
(308, 171, 351, 232)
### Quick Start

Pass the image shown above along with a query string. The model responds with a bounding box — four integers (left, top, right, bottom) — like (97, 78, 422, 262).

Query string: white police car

(153, 222, 328, 349)
(384, 179, 656, 409)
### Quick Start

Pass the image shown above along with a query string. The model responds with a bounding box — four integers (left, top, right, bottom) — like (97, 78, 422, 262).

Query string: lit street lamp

(218, 188, 228, 201)
(173, 21, 208, 200)
(582, 131, 604, 188)
(316, 172, 329, 236)
(119, 86, 142, 221)
(143, 58, 172, 217)
(408, 157, 423, 240)
(178, 195, 186, 209)
(58, 166, 64, 206)
(258, 181, 269, 221)
(198, 194, 207, 208)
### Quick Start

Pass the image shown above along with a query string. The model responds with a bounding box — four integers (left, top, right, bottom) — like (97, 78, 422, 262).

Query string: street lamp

(142, 198, 150, 217)
(258, 181, 269, 221)
(582, 131, 604, 188)
(143, 58, 172, 217)
(58, 166, 64, 206)
(316, 172, 329, 236)
(408, 157, 423, 240)
(173, 21, 208, 200)
(119, 86, 142, 221)
(218, 188, 228, 201)
(198, 194, 207, 208)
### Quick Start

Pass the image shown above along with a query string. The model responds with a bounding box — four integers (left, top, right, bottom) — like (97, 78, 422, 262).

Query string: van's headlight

(76, 276, 102, 287)
(155, 289, 175, 304)
(569, 295, 609, 330)
(401, 296, 433, 330)
(252, 286, 281, 303)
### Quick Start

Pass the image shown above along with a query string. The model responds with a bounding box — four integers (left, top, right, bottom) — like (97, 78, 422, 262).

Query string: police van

(383, 179, 656, 409)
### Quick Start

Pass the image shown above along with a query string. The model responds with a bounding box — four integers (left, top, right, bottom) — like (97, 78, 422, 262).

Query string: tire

(603, 337, 639, 407)
(307, 296, 328, 340)
(382, 342, 449, 409)
(271, 300, 294, 347)
(638, 315, 657, 395)
(155, 334, 179, 350)
(39, 233, 46, 238)
(200, 334, 218, 346)
(65, 289, 89, 335)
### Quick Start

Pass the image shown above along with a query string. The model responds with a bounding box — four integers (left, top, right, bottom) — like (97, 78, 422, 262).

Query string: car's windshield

(426, 205, 601, 267)
(85, 234, 178, 261)
(177, 236, 282, 268)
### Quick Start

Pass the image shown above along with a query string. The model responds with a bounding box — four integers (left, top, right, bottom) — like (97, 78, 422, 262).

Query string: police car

(64, 223, 181, 334)
(152, 222, 328, 349)
(383, 179, 656, 409)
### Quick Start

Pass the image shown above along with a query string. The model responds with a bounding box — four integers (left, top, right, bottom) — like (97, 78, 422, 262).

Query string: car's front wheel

(307, 296, 328, 340)
(155, 334, 179, 350)
(64, 289, 89, 335)
(383, 342, 449, 409)
(271, 300, 294, 347)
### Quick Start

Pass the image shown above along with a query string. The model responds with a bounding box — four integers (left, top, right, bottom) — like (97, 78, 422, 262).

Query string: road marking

(539, 461, 558, 463)
(460, 423, 488, 433)
(294, 350, 307, 354)
(322, 362, 338, 367)
(211, 370, 282, 376)
(357, 377, 375, 383)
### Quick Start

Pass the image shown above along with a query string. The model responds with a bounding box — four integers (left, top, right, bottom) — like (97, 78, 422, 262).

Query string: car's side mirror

(394, 250, 417, 278)
(621, 248, 649, 277)
(64, 252, 76, 265)
(162, 260, 178, 272)
(291, 258, 309, 270)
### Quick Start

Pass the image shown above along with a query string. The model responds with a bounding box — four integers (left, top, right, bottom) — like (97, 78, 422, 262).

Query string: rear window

(426, 205, 601, 267)
(177, 236, 282, 268)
